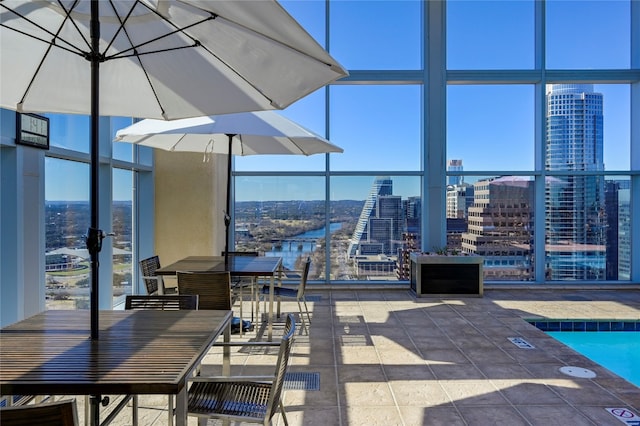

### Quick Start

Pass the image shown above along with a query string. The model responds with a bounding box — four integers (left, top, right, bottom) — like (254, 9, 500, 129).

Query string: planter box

(410, 253, 483, 297)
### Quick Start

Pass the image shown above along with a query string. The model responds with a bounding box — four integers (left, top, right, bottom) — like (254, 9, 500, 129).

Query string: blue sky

(45, 0, 633, 202)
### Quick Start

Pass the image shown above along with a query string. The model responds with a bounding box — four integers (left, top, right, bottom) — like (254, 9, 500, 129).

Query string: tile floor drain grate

(284, 372, 320, 390)
(508, 337, 535, 349)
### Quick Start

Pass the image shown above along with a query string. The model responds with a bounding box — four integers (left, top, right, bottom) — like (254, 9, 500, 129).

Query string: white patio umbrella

(0, 1, 347, 344)
(114, 110, 344, 265)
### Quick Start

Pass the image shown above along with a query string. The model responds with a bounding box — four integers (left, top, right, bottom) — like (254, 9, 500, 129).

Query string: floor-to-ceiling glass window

(42, 114, 146, 310)
(44, 157, 90, 309)
(231, 0, 637, 285)
(112, 168, 133, 305)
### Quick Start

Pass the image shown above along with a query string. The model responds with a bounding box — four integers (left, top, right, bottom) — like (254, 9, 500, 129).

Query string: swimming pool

(547, 331, 640, 387)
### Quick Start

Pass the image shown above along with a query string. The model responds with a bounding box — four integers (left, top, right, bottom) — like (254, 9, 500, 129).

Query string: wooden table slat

(0, 309, 231, 396)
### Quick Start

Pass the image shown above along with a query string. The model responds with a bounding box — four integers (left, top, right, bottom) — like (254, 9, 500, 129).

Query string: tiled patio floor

(95, 288, 639, 425)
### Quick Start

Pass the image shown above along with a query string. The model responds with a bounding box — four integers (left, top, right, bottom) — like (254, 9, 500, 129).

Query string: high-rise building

(447, 159, 464, 186)
(617, 184, 631, 280)
(348, 176, 394, 257)
(461, 177, 534, 280)
(446, 184, 474, 219)
(545, 84, 606, 280)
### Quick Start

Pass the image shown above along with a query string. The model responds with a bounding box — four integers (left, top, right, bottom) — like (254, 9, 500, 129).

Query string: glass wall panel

(546, 84, 631, 172)
(47, 114, 90, 153)
(546, 0, 631, 69)
(608, 177, 632, 280)
(280, 0, 326, 48)
(451, 175, 535, 281)
(112, 117, 134, 162)
(447, 85, 535, 171)
(234, 176, 326, 277)
(236, 90, 328, 172)
(329, 0, 421, 70)
(330, 85, 421, 171)
(112, 168, 133, 305)
(544, 175, 629, 281)
(45, 158, 90, 309)
(330, 175, 420, 282)
(447, 0, 535, 70)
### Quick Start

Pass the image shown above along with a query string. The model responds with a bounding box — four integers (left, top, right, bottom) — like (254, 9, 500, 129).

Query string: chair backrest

(265, 314, 296, 422)
(0, 399, 79, 426)
(139, 255, 162, 295)
(221, 251, 259, 257)
(177, 271, 232, 310)
(296, 257, 312, 299)
(124, 294, 199, 310)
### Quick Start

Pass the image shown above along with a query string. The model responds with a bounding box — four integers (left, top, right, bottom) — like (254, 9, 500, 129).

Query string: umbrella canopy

(114, 110, 344, 264)
(0, 0, 348, 118)
(114, 111, 344, 156)
(46, 247, 131, 259)
(0, 0, 346, 345)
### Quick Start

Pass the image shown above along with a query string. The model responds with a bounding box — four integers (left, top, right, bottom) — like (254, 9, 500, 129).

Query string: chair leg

(132, 395, 139, 426)
(279, 399, 289, 426)
(296, 300, 308, 335)
(167, 395, 174, 426)
(239, 284, 244, 337)
(302, 298, 312, 325)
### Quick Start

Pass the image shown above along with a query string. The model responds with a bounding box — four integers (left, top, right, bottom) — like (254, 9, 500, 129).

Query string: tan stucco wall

(154, 150, 228, 265)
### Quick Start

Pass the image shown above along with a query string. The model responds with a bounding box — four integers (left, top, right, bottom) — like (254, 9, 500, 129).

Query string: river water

(264, 222, 342, 270)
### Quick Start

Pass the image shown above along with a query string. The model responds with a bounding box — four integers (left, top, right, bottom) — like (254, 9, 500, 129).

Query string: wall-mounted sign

(16, 113, 49, 149)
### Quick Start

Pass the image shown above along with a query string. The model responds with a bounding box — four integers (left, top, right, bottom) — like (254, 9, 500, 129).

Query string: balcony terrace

(68, 288, 639, 425)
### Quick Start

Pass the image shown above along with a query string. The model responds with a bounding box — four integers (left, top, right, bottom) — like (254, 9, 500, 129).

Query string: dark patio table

(0, 309, 232, 426)
(157, 255, 283, 340)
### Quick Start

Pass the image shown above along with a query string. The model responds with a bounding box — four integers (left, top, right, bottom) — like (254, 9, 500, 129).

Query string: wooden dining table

(157, 255, 283, 340)
(0, 309, 232, 426)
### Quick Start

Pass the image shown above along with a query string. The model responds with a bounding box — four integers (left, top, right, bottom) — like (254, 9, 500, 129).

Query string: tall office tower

(446, 184, 473, 219)
(462, 177, 534, 280)
(545, 84, 606, 280)
(605, 181, 619, 280)
(404, 196, 422, 237)
(348, 176, 394, 257)
(447, 159, 463, 186)
(617, 183, 631, 280)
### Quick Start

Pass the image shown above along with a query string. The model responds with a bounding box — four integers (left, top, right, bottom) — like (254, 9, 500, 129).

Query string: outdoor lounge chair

(223, 250, 260, 324)
(177, 271, 233, 310)
(139, 255, 177, 295)
(187, 314, 296, 425)
(261, 257, 312, 335)
(0, 399, 79, 426)
(124, 294, 199, 310)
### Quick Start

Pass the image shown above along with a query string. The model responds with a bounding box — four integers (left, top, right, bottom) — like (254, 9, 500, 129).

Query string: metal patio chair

(187, 314, 296, 426)
(124, 294, 199, 310)
(139, 255, 177, 295)
(0, 399, 79, 426)
(261, 257, 312, 335)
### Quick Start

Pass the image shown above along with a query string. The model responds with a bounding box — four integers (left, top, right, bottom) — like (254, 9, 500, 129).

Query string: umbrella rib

(55, 0, 93, 53)
(100, 0, 138, 56)
(104, 2, 216, 61)
(0, 2, 88, 57)
(1, 1, 94, 110)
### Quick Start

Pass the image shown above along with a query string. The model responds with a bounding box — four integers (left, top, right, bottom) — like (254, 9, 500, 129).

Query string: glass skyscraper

(545, 84, 606, 280)
(348, 176, 395, 257)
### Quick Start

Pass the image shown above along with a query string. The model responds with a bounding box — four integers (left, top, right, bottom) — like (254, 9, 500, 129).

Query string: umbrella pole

(224, 134, 234, 266)
(86, 0, 102, 344)
(85, 6, 105, 426)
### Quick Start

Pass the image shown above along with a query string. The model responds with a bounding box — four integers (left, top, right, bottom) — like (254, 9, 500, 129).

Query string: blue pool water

(547, 331, 640, 387)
